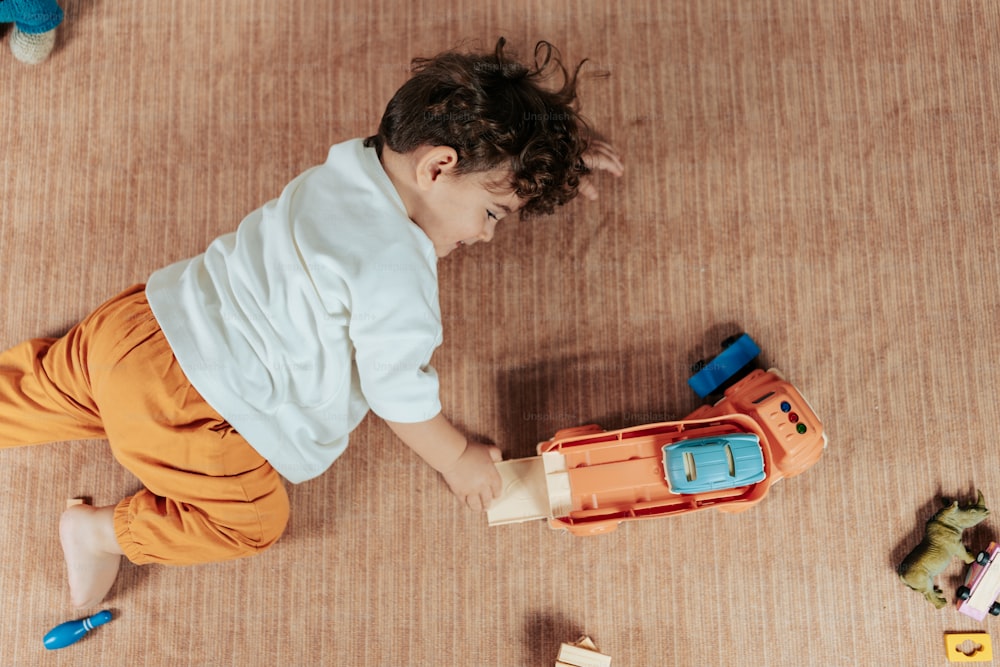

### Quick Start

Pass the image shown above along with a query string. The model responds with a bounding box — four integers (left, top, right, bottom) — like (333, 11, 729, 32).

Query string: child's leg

(59, 437, 287, 608)
(5, 286, 289, 606)
(0, 287, 136, 606)
(0, 336, 107, 447)
(65, 288, 289, 604)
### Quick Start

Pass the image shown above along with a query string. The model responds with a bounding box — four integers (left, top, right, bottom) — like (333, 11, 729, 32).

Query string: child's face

(415, 169, 521, 258)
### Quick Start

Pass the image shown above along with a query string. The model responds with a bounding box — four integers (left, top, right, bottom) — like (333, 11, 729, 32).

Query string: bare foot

(59, 505, 125, 608)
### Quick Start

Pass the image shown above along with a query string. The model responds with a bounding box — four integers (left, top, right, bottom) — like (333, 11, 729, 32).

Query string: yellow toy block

(945, 633, 993, 662)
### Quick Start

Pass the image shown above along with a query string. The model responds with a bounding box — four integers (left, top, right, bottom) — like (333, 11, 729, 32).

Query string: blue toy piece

(43, 610, 113, 650)
(661, 434, 766, 494)
(687, 333, 761, 399)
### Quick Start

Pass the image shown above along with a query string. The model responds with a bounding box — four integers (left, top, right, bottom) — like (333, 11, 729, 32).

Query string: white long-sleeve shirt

(146, 139, 442, 483)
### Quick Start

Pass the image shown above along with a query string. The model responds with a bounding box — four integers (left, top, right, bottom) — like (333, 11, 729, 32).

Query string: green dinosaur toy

(898, 490, 989, 608)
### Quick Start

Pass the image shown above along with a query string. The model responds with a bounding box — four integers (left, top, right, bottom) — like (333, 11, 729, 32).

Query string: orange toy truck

(487, 334, 826, 536)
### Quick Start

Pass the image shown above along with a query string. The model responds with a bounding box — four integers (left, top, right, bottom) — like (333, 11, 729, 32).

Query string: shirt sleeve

(347, 242, 442, 423)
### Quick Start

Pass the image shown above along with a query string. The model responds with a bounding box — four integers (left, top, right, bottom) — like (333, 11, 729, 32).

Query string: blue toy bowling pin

(43, 610, 113, 650)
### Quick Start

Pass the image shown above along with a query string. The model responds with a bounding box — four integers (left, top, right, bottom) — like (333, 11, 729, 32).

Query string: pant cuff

(113, 495, 151, 565)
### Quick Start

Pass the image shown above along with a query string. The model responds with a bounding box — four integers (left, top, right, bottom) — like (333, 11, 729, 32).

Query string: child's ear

(415, 146, 459, 189)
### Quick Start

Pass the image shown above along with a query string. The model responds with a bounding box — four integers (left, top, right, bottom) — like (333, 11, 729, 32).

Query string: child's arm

(386, 414, 503, 511)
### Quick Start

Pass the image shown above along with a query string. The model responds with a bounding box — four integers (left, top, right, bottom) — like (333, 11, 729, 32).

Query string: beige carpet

(1, 1, 999, 665)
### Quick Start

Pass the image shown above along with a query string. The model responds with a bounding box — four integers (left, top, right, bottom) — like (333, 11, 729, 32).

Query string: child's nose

(480, 222, 496, 242)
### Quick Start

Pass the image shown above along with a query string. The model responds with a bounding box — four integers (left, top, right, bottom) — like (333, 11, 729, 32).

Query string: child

(0, 37, 623, 608)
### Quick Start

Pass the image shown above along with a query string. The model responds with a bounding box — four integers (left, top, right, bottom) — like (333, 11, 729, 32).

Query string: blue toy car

(662, 434, 766, 494)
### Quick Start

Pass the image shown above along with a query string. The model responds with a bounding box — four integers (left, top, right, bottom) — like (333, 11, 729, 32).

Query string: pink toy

(958, 542, 1000, 620)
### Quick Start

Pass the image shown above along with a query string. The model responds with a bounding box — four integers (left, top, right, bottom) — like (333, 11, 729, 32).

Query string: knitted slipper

(10, 26, 56, 64)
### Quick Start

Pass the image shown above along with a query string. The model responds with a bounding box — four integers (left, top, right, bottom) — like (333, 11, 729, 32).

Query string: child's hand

(578, 139, 624, 201)
(440, 442, 503, 511)
(385, 415, 502, 511)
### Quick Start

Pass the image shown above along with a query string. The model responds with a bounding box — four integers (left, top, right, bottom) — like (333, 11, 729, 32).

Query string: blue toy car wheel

(721, 334, 742, 349)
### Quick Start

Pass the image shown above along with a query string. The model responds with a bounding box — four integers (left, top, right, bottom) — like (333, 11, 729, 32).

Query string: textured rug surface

(1, 1, 998, 665)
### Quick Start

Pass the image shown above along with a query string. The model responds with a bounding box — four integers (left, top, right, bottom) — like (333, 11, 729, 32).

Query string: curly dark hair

(364, 38, 593, 218)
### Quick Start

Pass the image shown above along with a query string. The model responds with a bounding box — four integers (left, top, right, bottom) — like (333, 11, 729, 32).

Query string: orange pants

(0, 285, 289, 565)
